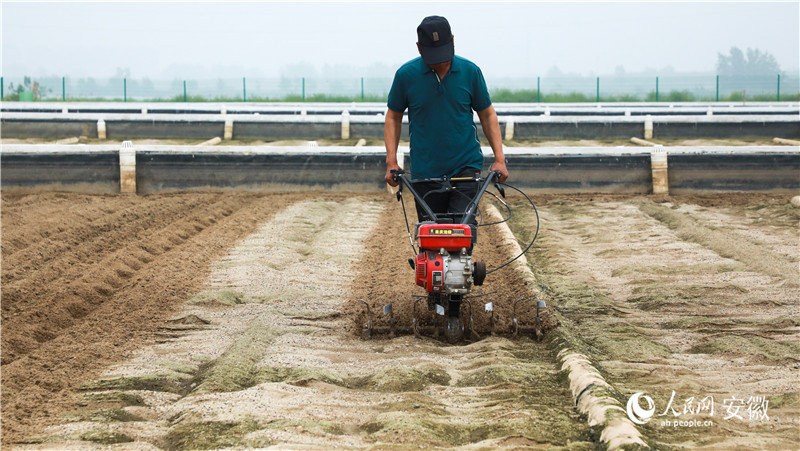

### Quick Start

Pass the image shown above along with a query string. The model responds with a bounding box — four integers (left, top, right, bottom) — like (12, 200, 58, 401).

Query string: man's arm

(384, 109, 404, 187)
(476, 105, 508, 182)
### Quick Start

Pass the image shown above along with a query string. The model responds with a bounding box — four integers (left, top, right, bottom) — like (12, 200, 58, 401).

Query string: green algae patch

(362, 412, 592, 448)
(196, 321, 274, 393)
(376, 393, 448, 416)
(628, 284, 748, 311)
(689, 335, 800, 362)
(78, 429, 134, 445)
(165, 418, 262, 450)
(65, 408, 145, 423)
(361, 415, 488, 447)
(355, 365, 451, 392)
(611, 262, 744, 277)
(584, 321, 672, 361)
(254, 366, 345, 386)
(81, 391, 145, 407)
(663, 315, 800, 331)
(258, 418, 346, 436)
(80, 374, 188, 394)
(189, 289, 245, 306)
(769, 391, 800, 409)
(456, 364, 540, 387)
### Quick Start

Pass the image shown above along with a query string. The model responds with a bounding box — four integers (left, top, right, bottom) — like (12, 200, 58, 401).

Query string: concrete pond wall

(2, 145, 797, 195)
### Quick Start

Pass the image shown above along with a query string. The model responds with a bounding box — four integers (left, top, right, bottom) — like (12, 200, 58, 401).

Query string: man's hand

(384, 109, 404, 187)
(491, 160, 509, 183)
(385, 162, 401, 187)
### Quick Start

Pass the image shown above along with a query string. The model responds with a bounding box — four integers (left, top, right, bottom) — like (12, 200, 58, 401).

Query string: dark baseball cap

(417, 16, 454, 65)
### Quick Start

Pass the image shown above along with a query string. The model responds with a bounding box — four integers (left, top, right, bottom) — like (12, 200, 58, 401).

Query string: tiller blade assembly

(360, 169, 543, 343)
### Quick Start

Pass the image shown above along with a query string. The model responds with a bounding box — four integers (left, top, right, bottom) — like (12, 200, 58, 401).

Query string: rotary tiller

(361, 169, 544, 343)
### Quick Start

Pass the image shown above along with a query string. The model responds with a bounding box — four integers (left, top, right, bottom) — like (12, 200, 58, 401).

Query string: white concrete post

(223, 119, 234, 140)
(624, 109, 631, 117)
(544, 106, 551, 117)
(706, 107, 713, 116)
(119, 141, 136, 194)
(504, 119, 515, 141)
(141, 108, 148, 115)
(97, 119, 107, 139)
(644, 115, 653, 140)
(650, 147, 669, 194)
(62, 107, 68, 114)
(341, 110, 350, 140)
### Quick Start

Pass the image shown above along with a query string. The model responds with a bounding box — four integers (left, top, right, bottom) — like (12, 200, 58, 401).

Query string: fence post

(62, 76, 66, 101)
(715, 75, 719, 102)
(596, 76, 600, 102)
(183, 80, 187, 102)
(537, 76, 540, 103)
(124, 78, 127, 102)
(655, 76, 659, 102)
(302, 77, 305, 100)
(1, 76, 3, 100)
(361, 77, 364, 101)
(243, 77, 246, 102)
(777, 74, 780, 101)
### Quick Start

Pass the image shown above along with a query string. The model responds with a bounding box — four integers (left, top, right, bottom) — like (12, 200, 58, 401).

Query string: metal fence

(1, 74, 798, 102)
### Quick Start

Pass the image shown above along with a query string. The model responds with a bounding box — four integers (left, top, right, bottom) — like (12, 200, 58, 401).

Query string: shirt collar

(420, 56, 460, 74)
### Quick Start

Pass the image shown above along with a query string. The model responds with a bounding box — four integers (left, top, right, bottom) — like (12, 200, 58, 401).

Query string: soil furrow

(1, 193, 125, 257)
(0, 192, 309, 445)
(1, 194, 217, 287)
(1, 195, 242, 364)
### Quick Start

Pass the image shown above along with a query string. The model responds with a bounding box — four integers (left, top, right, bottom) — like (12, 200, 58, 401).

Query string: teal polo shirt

(387, 55, 492, 179)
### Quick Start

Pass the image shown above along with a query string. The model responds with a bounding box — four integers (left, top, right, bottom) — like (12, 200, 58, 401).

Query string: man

(384, 15, 508, 230)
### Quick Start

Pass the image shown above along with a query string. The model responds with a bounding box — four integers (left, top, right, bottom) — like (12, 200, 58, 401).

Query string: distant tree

(546, 65, 564, 77)
(7, 76, 51, 100)
(716, 47, 781, 76)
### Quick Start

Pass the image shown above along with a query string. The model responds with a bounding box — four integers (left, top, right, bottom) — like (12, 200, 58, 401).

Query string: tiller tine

(485, 302, 496, 335)
(412, 297, 421, 337)
(512, 297, 547, 341)
(462, 299, 480, 341)
(383, 303, 396, 337)
(360, 299, 373, 339)
(433, 304, 445, 339)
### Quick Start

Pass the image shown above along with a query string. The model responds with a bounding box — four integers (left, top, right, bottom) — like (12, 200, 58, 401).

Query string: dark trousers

(412, 167, 481, 248)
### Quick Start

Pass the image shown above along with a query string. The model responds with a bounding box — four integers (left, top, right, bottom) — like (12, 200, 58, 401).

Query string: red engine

(415, 251, 445, 291)
(414, 224, 483, 294)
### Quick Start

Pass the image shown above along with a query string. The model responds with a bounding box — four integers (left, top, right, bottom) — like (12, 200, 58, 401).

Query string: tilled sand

(16, 195, 589, 449)
(4, 192, 797, 449)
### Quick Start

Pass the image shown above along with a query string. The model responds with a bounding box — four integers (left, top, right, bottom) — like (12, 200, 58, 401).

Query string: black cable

(398, 191, 418, 257)
(480, 190, 512, 227)
(464, 290, 498, 299)
(486, 182, 539, 275)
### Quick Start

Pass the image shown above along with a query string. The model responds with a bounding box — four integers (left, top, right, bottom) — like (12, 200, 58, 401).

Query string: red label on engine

(429, 228, 464, 235)
(417, 224, 472, 251)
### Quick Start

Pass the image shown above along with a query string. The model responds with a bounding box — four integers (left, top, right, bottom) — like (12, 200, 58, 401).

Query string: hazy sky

(2, 1, 798, 79)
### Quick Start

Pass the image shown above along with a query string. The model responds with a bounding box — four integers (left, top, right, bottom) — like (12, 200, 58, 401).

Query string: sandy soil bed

(2, 191, 797, 448)
(0, 191, 322, 444)
(508, 194, 799, 449)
